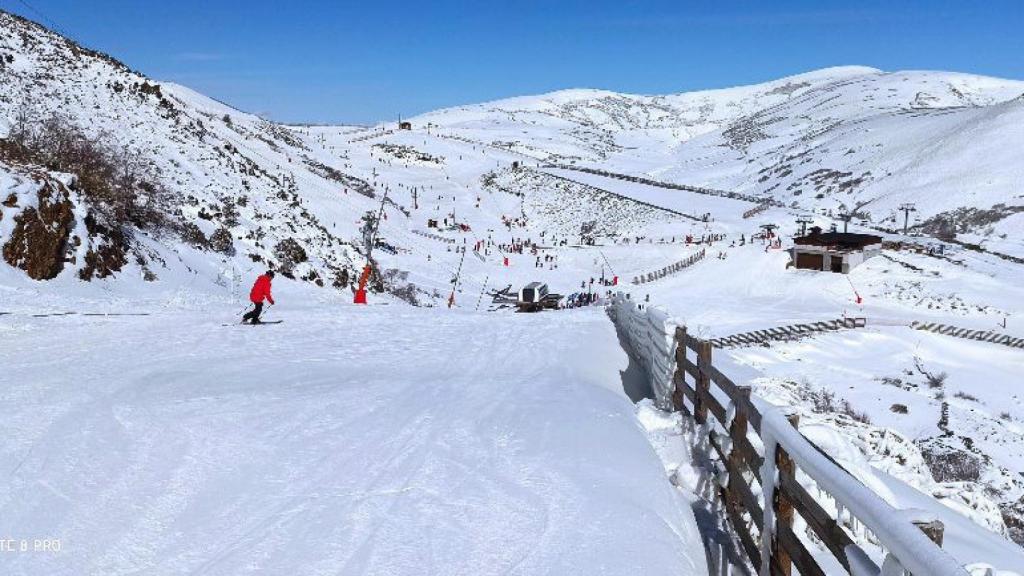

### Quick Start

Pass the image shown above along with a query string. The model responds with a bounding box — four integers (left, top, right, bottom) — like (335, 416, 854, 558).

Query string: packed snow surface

(0, 302, 707, 575)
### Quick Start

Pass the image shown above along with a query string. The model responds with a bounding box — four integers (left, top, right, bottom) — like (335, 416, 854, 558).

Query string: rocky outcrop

(78, 211, 127, 280)
(2, 179, 73, 279)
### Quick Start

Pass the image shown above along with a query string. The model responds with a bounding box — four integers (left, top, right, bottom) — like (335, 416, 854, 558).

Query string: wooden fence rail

(632, 249, 707, 285)
(743, 202, 771, 219)
(348, 128, 395, 143)
(610, 294, 969, 576)
(709, 317, 867, 348)
(411, 229, 456, 244)
(911, 321, 1024, 350)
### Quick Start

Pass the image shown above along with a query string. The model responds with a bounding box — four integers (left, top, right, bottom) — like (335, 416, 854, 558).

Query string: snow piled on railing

(609, 292, 678, 409)
(609, 291, 974, 576)
(757, 403, 968, 576)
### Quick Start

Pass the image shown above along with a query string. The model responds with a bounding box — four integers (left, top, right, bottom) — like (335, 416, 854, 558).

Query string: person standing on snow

(242, 270, 275, 324)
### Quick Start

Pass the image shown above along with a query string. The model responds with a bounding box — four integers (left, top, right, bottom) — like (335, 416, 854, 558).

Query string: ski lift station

(789, 226, 882, 274)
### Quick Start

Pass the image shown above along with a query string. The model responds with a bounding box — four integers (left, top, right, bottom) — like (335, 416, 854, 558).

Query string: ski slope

(0, 301, 707, 575)
(3, 8, 1024, 573)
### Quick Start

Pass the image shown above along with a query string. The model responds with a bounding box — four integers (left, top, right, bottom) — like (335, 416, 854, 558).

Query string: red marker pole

(354, 263, 372, 304)
(846, 276, 863, 305)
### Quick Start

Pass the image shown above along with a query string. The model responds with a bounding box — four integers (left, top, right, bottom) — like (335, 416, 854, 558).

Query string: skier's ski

(222, 320, 284, 326)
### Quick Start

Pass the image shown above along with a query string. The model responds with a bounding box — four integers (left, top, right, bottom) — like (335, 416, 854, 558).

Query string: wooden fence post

(726, 386, 752, 553)
(694, 340, 713, 425)
(773, 412, 800, 576)
(672, 326, 687, 413)
(914, 518, 944, 547)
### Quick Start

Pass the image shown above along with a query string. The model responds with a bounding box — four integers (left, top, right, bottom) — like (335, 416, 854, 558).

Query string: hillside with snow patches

(2, 8, 1024, 575)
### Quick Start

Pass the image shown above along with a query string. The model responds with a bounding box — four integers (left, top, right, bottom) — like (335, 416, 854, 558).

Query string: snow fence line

(348, 128, 395, 143)
(537, 167, 703, 221)
(631, 248, 707, 285)
(911, 321, 1024, 350)
(743, 202, 771, 219)
(547, 164, 785, 208)
(710, 317, 867, 349)
(608, 292, 969, 576)
(411, 229, 456, 244)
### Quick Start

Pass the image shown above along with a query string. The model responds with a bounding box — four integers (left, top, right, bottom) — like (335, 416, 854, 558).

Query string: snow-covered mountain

(3, 8, 1023, 293)
(414, 66, 1024, 258)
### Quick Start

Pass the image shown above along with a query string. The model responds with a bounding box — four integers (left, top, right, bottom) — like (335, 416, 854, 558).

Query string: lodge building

(789, 227, 882, 274)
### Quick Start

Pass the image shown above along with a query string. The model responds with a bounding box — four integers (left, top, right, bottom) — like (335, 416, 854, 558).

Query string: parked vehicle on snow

(516, 282, 562, 312)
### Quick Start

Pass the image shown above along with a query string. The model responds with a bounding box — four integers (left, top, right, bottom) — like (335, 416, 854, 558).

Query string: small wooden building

(398, 121, 412, 130)
(789, 227, 881, 274)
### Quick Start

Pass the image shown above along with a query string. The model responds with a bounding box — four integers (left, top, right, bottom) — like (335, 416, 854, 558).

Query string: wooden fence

(632, 249, 706, 285)
(610, 294, 969, 576)
(743, 202, 771, 219)
(710, 317, 867, 348)
(348, 129, 395, 143)
(411, 229, 456, 244)
(911, 321, 1024, 350)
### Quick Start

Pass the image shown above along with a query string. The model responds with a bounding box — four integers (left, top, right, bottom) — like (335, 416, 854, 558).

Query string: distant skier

(242, 270, 275, 324)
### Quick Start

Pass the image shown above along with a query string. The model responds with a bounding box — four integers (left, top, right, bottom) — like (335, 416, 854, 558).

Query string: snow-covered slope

(0, 9, 366, 290)
(0, 302, 708, 576)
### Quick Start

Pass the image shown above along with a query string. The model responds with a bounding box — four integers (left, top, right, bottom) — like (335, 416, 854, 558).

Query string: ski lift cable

(11, 0, 70, 38)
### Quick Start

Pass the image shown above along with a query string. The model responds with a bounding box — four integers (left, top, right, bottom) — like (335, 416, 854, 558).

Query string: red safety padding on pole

(354, 263, 372, 304)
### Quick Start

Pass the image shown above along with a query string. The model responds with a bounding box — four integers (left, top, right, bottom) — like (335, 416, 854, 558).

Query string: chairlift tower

(899, 203, 917, 235)
(837, 212, 853, 233)
(795, 216, 814, 236)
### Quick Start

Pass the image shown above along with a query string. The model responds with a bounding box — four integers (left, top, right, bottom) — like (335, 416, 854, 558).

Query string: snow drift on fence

(609, 293, 678, 409)
(608, 291, 993, 576)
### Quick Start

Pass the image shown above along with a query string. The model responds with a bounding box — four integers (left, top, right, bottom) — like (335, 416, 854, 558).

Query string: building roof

(793, 228, 882, 250)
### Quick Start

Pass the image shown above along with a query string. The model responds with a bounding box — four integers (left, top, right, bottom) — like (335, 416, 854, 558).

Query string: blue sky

(4, 0, 1023, 124)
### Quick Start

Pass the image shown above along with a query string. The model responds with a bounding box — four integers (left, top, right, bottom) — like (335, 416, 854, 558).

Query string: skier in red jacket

(242, 270, 275, 324)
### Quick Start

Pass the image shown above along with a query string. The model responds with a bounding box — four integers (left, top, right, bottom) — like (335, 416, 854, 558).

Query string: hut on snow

(789, 227, 882, 274)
